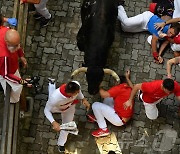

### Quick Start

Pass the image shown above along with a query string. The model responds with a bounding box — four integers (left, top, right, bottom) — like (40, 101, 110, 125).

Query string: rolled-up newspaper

(60, 121, 78, 135)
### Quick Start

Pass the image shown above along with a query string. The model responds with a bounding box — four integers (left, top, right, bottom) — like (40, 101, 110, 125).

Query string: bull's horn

(103, 69, 120, 83)
(71, 67, 87, 77)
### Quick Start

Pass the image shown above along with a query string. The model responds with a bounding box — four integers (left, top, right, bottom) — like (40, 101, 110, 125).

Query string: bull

(72, 0, 124, 95)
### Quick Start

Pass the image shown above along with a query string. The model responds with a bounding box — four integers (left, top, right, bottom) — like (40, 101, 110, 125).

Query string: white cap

(71, 80, 80, 87)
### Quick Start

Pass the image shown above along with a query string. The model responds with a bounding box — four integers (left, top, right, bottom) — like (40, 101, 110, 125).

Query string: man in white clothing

(44, 79, 90, 153)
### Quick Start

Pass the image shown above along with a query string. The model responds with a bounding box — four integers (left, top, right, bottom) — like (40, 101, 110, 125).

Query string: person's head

(119, 75, 127, 84)
(108, 151, 116, 154)
(65, 81, 80, 96)
(0, 14, 3, 26)
(167, 24, 180, 38)
(162, 78, 174, 94)
(5, 29, 20, 53)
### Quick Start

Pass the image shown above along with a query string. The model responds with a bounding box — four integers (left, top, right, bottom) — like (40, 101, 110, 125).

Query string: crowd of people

(0, 0, 180, 153)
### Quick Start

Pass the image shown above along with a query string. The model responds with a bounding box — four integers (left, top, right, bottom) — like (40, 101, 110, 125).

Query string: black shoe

(48, 78, 55, 84)
(40, 16, 52, 27)
(137, 90, 143, 102)
(58, 146, 65, 153)
(118, 0, 125, 6)
(33, 12, 43, 20)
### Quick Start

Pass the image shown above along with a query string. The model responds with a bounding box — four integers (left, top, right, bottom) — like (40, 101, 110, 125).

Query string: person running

(123, 78, 180, 120)
(44, 79, 90, 152)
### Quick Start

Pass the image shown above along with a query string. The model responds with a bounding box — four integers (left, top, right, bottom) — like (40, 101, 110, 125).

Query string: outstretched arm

(123, 83, 142, 110)
(158, 40, 170, 63)
(155, 18, 180, 30)
(125, 70, 133, 88)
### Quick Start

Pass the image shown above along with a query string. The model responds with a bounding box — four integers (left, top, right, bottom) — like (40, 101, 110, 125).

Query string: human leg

(140, 93, 159, 120)
(92, 102, 124, 137)
(117, 5, 153, 32)
(171, 43, 180, 57)
(0, 70, 23, 103)
(173, 0, 180, 18)
(57, 105, 75, 146)
(34, 0, 51, 19)
(92, 102, 124, 128)
(48, 82, 56, 98)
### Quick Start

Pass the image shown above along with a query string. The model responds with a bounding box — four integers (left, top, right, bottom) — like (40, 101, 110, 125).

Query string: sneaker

(137, 90, 143, 102)
(86, 114, 96, 123)
(33, 12, 43, 20)
(58, 146, 65, 153)
(40, 16, 52, 27)
(48, 78, 56, 84)
(118, 0, 125, 6)
(92, 128, 110, 137)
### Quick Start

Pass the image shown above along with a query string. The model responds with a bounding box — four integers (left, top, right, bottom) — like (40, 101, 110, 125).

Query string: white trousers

(171, 0, 180, 52)
(34, 0, 51, 19)
(48, 83, 76, 146)
(0, 70, 23, 103)
(92, 98, 124, 129)
(140, 93, 162, 120)
(173, 0, 180, 18)
(117, 5, 153, 32)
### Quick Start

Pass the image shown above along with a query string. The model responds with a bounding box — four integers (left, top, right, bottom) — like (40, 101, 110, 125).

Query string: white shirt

(44, 85, 84, 123)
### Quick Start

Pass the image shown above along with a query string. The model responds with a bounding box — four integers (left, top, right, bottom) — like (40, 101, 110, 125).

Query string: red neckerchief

(59, 84, 79, 104)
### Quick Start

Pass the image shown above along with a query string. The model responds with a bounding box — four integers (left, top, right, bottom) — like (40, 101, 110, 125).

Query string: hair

(171, 23, 180, 36)
(108, 151, 116, 154)
(119, 75, 127, 84)
(163, 78, 174, 91)
(65, 81, 80, 94)
(0, 14, 3, 26)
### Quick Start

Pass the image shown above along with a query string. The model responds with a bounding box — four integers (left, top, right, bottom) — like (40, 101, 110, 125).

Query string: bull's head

(71, 67, 120, 95)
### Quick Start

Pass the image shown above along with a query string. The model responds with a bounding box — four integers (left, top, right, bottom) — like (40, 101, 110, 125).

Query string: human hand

(167, 74, 172, 78)
(158, 31, 167, 38)
(125, 70, 130, 79)
(82, 99, 90, 111)
(158, 56, 163, 64)
(24, 78, 33, 87)
(123, 100, 133, 110)
(7, 18, 17, 26)
(20, 57, 27, 68)
(52, 121, 61, 132)
(154, 22, 165, 30)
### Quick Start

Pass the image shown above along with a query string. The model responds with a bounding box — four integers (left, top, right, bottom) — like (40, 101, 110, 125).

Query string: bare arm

(151, 35, 159, 53)
(158, 40, 169, 57)
(177, 96, 180, 102)
(123, 83, 142, 110)
(155, 18, 180, 30)
(125, 70, 133, 88)
(99, 88, 110, 99)
(82, 98, 90, 110)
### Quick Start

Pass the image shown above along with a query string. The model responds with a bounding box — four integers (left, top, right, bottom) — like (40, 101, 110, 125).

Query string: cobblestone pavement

(1, 0, 180, 154)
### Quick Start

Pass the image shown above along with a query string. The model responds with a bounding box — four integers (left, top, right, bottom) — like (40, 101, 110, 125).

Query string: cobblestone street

(1, 0, 180, 153)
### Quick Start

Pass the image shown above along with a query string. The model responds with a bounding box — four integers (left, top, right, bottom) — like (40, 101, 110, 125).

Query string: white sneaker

(147, 35, 159, 48)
